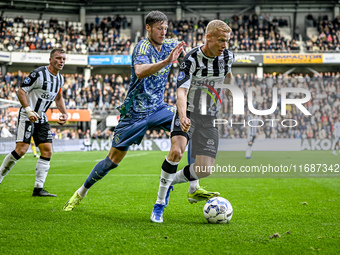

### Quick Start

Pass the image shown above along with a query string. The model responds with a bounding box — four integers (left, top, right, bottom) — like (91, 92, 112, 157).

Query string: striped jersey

(20, 66, 64, 124)
(118, 38, 178, 117)
(247, 114, 259, 139)
(177, 46, 234, 116)
(334, 121, 340, 137)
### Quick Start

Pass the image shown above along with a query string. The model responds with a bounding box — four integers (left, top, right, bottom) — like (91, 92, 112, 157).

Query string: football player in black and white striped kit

(246, 114, 260, 159)
(0, 48, 68, 197)
(151, 20, 234, 223)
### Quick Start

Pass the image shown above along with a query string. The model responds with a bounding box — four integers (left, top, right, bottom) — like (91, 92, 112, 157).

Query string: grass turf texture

(0, 150, 339, 254)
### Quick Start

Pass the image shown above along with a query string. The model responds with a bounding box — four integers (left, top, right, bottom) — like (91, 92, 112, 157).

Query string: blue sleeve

(133, 41, 151, 65)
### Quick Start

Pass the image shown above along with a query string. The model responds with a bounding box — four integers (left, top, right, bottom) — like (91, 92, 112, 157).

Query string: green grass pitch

(0, 150, 339, 254)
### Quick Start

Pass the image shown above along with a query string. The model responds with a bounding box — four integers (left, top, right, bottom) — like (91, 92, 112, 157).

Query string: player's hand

(180, 116, 191, 133)
(25, 106, 41, 123)
(167, 41, 185, 64)
(57, 113, 68, 125)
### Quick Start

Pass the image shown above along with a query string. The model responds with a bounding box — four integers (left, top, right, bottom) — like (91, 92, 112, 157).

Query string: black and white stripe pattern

(20, 66, 64, 124)
(177, 47, 234, 116)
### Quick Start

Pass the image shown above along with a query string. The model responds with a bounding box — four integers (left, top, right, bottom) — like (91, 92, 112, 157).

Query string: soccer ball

(203, 197, 233, 224)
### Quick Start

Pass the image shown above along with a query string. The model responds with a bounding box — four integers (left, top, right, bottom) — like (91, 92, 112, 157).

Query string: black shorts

(171, 111, 219, 159)
(16, 112, 52, 146)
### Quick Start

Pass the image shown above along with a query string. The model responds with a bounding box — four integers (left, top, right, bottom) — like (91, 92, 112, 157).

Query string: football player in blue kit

(64, 11, 190, 211)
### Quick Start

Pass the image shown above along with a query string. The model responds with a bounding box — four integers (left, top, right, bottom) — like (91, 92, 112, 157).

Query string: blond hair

(206, 20, 232, 35)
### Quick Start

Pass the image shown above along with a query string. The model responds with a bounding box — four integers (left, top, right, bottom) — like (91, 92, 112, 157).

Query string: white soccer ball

(203, 197, 233, 224)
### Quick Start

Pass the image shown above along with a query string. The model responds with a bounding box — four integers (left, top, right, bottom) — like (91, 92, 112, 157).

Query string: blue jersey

(118, 38, 178, 117)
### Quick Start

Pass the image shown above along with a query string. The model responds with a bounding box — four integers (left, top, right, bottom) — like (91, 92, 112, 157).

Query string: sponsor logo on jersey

(175, 118, 180, 126)
(137, 56, 148, 62)
(41, 92, 54, 100)
(178, 71, 185, 81)
(24, 77, 31, 84)
(207, 139, 215, 145)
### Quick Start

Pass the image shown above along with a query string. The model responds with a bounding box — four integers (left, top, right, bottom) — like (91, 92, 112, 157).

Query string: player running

(151, 20, 235, 223)
(332, 116, 340, 155)
(63, 11, 217, 211)
(0, 48, 68, 197)
(245, 113, 259, 159)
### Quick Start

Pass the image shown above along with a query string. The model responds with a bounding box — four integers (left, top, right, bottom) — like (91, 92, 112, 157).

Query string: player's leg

(32, 142, 56, 196)
(30, 137, 39, 157)
(151, 135, 187, 223)
(0, 142, 29, 183)
(64, 147, 126, 211)
(246, 136, 254, 159)
(187, 139, 199, 194)
(153, 105, 199, 197)
(149, 106, 187, 222)
(332, 137, 339, 155)
(32, 122, 56, 197)
(0, 116, 32, 184)
(64, 117, 147, 211)
(172, 115, 220, 203)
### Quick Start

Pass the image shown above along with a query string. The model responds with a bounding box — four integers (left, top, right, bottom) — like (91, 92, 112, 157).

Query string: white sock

(171, 168, 188, 185)
(189, 180, 199, 194)
(189, 163, 199, 179)
(0, 152, 19, 183)
(246, 145, 252, 158)
(77, 184, 89, 198)
(155, 158, 178, 205)
(34, 158, 50, 188)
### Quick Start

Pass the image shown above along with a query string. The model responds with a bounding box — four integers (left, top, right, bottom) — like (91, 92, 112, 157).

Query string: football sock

(0, 150, 21, 183)
(35, 156, 50, 188)
(171, 168, 188, 185)
(84, 156, 118, 189)
(246, 145, 252, 158)
(155, 158, 178, 205)
(189, 180, 199, 194)
(77, 184, 88, 198)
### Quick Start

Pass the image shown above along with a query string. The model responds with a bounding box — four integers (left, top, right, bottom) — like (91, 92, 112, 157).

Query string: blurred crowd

(220, 72, 340, 139)
(166, 13, 300, 53)
(2, 12, 340, 54)
(1, 70, 340, 141)
(1, 12, 299, 54)
(0, 15, 132, 54)
(305, 13, 340, 52)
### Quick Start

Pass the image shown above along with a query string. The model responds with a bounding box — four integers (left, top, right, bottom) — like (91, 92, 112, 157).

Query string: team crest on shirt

(178, 71, 185, 81)
(180, 61, 186, 70)
(24, 77, 31, 84)
(175, 119, 180, 126)
(31, 72, 36, 78)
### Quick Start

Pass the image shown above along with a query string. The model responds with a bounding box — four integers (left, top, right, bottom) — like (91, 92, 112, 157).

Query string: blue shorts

(112, 104, 175, 151)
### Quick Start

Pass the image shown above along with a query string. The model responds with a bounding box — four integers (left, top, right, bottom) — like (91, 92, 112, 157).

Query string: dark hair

(145, 11, 168, 26)
(50, 48, 66, 58)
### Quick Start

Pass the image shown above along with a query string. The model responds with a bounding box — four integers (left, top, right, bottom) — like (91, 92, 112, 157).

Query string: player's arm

(224, 71, 233, 84)
(177, 87, 191, 132)
(17, 87, 41, 122)
(134, 41, 185, 79)
(54, 91, 68, 125)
